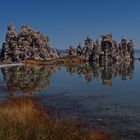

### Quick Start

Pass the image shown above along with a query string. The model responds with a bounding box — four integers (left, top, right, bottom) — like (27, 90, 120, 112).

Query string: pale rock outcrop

(0, 24, 59, 63)
(67, 34, 134, 62)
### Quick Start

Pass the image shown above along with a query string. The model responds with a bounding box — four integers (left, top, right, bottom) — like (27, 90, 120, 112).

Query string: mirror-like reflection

(0, 61, 140, 139)
(1, 61, 134, 96)
(65, 61, 134, 85)
(1, 65, 59, 96)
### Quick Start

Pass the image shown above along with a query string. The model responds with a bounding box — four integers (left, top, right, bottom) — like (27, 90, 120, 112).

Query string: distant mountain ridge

(53, 48, 67, 55)
(135, 49, 140, 52)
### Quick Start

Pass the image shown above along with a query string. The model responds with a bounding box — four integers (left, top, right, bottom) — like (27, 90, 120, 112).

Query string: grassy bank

(0, 97, 119, 140)
(0, 97, 83, 140)
(24, 55, 83, 65)
(57, 55, 84, 63)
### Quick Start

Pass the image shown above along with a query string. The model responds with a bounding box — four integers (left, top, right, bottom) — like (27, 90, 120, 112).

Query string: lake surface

(0, 56, 140, 139)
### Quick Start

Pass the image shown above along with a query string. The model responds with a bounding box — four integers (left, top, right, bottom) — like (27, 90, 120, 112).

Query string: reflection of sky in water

(38, 61, 140, 134)
(42, 63, 139, 106)
(0, 72, 4, 82)
(135, 51, 140, 58)
(0, 60, 140, 135)
(0, 61, 139, 106)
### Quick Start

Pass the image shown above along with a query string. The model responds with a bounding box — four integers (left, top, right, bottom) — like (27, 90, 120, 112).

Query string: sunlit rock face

(67, 34, 134, 62)
(1, 65, 58, 96)
(0, 24, 59, 63)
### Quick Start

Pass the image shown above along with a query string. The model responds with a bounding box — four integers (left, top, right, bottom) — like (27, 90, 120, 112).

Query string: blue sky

(0, 0, 140, 49)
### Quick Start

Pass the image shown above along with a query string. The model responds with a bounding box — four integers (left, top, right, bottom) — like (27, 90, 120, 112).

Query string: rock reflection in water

(1, 61, 134, 96)
(1, 61, 135, 96)
(1, 65, 59, 96)
(65, 61, 134, 86)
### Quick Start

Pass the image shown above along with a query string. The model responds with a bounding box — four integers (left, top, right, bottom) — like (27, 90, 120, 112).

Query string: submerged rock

(0, 24, 59, 63)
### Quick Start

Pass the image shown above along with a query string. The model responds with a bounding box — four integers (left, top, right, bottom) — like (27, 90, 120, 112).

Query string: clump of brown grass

(24, 55, 84, 66)
(0, 97, 119, 140)
(88, 129, 119, 140)
(0, 97, 47, 123)
(25, 60, 55, 65)
(0, 97, 86, 140)
(57, 55, 84, 63)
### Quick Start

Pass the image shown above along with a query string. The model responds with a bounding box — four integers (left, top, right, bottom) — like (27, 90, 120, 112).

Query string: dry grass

(0, 97, 84, 140)
(0, 97, 47, 123)
(0, 97, 118, 140)
(24, 60, 55, 65)
(24, 55, 84, 66)
(57, 55, 84, 64)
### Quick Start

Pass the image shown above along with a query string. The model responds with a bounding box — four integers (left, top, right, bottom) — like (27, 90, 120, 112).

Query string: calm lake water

(0, 54, 140, 139)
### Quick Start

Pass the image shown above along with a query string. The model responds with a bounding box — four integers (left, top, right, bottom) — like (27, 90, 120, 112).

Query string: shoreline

(0, 63, 24, 68)
(0, 55, 139, 68)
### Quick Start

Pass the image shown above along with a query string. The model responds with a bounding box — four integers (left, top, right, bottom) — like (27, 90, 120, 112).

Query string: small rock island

(67, 34, 134, 62)
(0, 24, 59, 63)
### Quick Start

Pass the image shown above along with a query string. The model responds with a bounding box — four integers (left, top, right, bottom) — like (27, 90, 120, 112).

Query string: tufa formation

(0, 25, 135, 64)
(67, 34, 134, 62)
(0, 24, 59, 63)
